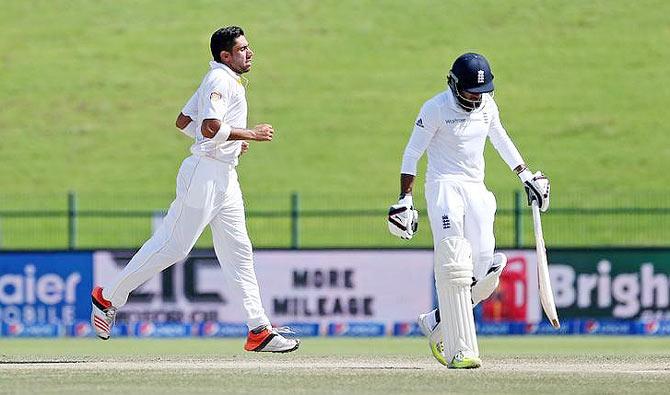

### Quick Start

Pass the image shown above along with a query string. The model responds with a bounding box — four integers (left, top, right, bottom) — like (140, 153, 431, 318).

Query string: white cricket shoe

(244, 326, 300, 353)
(91, 286, 117, 340)
(417, 312, 447, 366)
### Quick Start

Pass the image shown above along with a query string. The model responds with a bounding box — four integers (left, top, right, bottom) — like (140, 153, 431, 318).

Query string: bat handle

(531, 201, 543, 239)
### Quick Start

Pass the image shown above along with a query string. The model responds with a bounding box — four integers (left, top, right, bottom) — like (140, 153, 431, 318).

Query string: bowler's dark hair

(210, 26, 245, 63)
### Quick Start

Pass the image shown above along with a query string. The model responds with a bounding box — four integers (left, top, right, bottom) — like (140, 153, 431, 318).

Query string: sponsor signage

(484, 249, 670, 323)
(278, 322, 320, 337)
(327, 322, 386, 337)
(3, 248, 668, 333)
(94, 250, 435, 326)
(0, 252, 93, 325)
(198, 321, 248, 337)
(547, 250, 670, 321)
(523, 321, 576, 335)
(94, 250, 245, 324)
(392, 322, 424, 337)
(480, 251, 535, 323)
(579, 319, 634, 335)
(132, 321, 193, 337)
(65, 320, 128, 337)
(1, 322, 63, 337)
(635, 320, 670, 336)
(476, 322, 524, 336)
(254, 250, 434, 325)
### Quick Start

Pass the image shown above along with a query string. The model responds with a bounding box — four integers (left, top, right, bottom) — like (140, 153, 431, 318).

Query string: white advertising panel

(254, 250, 434, 325)
(93, 250, 435, 325)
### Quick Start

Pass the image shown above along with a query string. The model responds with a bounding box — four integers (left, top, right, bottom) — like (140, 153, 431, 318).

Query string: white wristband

(518, 169, 533, 183)
(211, 123, 232, 143)
(398, 195, 413, 207)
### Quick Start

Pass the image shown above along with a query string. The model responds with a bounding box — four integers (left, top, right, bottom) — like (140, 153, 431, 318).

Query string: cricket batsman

(387, 53, 550, 368)
(91, 26, 299, 353)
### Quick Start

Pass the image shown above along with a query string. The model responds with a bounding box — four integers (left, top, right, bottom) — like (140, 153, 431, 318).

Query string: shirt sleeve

(178, 121, 196, 138)
(176, 92, 198, 138)
(201, 74, 232, 142)
(400, 102, 439, 175)
(487, 99, 524, 170)
(201, 76, 228, 121)
(181, 92, 198, 118)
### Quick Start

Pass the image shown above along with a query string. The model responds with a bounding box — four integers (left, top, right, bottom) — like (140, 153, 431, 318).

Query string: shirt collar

(445, 87, 489, 114)
(209, 61, 241, 81)
(445, 88, 463, 112)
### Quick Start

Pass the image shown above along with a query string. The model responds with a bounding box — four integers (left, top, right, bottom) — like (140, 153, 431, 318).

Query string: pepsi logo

(8, 323, 24, 335)
(397, 323, 411, 335)
(202, 321, 220, 337)
(332, 323, 348, 335)
(525, 323, 538, 334)
(138, 322, 155, 337)
(74, 322, 92, 337)
(584, 320, 599, 333)
(644, 321, 659, 334)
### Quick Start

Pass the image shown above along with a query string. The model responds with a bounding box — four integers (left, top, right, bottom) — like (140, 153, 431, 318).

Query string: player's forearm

(202, 120, 273, 142)
(228, 128, 257, 140)
(488, 122, 524, 171)
(201, 123, 251, 141)
(400, 173, 415, 197)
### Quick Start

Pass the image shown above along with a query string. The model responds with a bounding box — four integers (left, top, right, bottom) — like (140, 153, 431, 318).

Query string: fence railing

(0, 191, 669, 250)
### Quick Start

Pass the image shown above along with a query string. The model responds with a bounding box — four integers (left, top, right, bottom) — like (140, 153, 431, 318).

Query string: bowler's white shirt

(181, 61, 247, 166)
(401, 88, 524, 183)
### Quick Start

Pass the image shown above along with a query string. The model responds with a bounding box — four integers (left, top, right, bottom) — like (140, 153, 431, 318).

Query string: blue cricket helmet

(448, 53, 494, 93)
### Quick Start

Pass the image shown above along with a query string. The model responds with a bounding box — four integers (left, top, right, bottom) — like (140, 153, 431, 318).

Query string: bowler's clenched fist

(252, 124, 274, 141)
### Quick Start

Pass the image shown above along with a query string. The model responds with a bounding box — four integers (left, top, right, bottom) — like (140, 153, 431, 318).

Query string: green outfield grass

(1, 1, 669, 248)
(1, 337, 669, 394)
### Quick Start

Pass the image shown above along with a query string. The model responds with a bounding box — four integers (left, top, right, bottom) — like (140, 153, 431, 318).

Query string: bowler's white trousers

(425, 179, 497, 281)
(102, 155, 271, 330)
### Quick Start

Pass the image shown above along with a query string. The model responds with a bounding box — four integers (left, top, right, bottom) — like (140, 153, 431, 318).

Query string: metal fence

(0, 191, 669, 250)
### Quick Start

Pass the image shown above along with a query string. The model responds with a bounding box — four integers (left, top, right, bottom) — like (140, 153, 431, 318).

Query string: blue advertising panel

(0, 252, 93, 325)
(327, 322, 386, 337)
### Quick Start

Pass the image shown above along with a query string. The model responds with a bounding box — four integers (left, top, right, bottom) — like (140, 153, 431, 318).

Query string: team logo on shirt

(477, 70, 485, 83)
(442, 215, 451, 229)
(210, 92, 222, 101)
(415, 118, 424, 128)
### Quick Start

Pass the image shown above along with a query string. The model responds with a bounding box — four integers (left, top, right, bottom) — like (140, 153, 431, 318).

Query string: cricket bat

(531, 200, 561, 329)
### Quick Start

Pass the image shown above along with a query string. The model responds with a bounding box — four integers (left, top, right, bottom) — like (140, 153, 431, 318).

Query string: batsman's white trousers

(425, 179, 497, 282)
(102, 155, 271, 330)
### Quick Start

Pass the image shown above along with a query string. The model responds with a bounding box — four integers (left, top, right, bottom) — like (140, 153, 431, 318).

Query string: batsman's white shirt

(401, 89, 525, 280)
(102, 61, 270, 330)
(401, 89, 523, 181)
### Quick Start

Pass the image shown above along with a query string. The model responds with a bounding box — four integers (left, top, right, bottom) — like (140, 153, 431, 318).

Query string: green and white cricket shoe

(417, 312, 447, 366)
(448, 351, 482, 369)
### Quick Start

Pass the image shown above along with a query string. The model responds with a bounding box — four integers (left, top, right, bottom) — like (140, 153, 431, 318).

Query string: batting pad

(472, 252, 507, 306)
(434, 237, 479, 361)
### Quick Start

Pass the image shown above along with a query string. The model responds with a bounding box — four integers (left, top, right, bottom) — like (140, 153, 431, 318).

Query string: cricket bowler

(387, 53, 550, 368)
(91, 26, 300, 353)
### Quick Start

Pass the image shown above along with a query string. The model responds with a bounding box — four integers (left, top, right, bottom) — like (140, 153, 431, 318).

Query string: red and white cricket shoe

(91, 286, 117, 340)
(244, 326, 300, 353)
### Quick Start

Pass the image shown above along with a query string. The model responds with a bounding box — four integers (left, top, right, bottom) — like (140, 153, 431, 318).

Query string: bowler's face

(226, 36, 253, 74)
